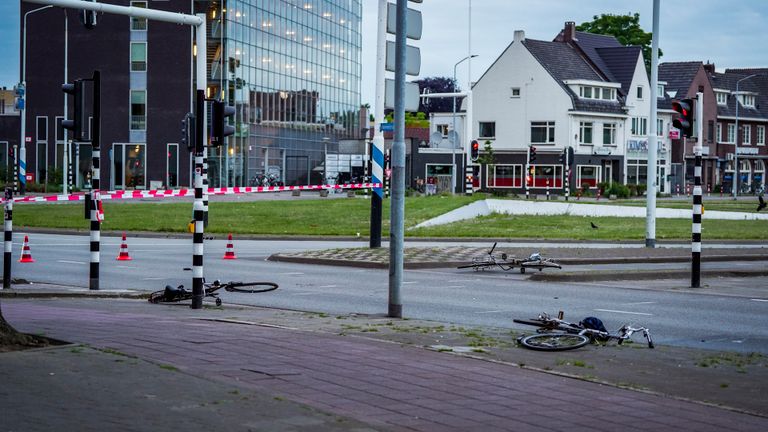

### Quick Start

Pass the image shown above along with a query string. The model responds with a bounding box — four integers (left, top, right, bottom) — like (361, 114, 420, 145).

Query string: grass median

(11, 195, 767, 240)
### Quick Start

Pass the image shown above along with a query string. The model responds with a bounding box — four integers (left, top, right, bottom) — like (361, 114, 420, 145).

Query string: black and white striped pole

(691, 92, 704, 288)
(3, 188, 12, 289)
(13, 145, 18, 195)
(89, 71, 101, 291)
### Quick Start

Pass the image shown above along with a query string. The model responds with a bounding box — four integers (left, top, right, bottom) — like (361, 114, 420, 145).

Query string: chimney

(703, 62, 715, 75)
(513, 30, 525, 43)
(563, 21, 577, 42)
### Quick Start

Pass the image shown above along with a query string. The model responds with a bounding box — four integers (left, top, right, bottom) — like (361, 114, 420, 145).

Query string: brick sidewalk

(5, 300, 768, 431)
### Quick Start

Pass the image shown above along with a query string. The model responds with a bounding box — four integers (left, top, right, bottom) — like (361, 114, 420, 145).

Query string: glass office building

(204, 0, 363, 186)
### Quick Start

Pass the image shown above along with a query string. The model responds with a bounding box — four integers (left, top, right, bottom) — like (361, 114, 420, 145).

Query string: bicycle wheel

(224, 281, 279, 293)
(148, 290, 166, 303)
(518, 333, 590, 351)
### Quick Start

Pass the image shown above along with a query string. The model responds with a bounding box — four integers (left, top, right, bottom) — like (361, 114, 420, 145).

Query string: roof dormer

(564, 79, 621, 101)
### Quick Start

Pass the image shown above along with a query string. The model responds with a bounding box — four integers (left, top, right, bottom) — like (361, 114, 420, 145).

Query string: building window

(657, 119, 664, 137)
(579, 122, 593, 144)
(717, 123, 722, 143)
(757, 125, 765, 146)
(530, 121, 555, 144)
(130, 1, 147, 31)
(55, 116, 64, 142)
(716, 91, 728, 105)
(707, 120, 714, 143)
(581, 87, 592, 98)
(36, 116, 48, 142)
(602, 88, 614, 100)
(130, 90, 146, 130)
(528, 164, 563, 188)
(167, 143, 179, 188)
(727, 124, 735, 143)
(657, 84, 665, 97)
(627, 159, 648, 186)
(486, 164, 523, 188)
(510, 87, 520, 98)
(577, 165, 600, 189)
(436, 124, 449, 138)
(631, 117, 647, 136)
(743, 125, 751, 145)
(603, 123, 616, 145)
(740, 94, 756, 108)
(636, 86, 643, 99)
(479, 122, 495, 139)
(131, 42, 147, 72)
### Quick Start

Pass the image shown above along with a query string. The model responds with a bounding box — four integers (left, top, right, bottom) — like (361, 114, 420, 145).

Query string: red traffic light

(471, 140, 480, 162)
(672, 99, 694, 138)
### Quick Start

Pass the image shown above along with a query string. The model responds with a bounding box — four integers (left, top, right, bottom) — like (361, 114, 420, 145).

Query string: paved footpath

(5, 299, 768, 432)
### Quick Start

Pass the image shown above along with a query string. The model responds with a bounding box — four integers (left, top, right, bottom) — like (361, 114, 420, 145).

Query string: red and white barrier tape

(3, 182, 382, 204)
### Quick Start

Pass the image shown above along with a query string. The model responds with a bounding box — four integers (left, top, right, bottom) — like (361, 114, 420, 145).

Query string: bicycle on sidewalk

(149, 279, 278, 306)
(513, 311, 654, 351)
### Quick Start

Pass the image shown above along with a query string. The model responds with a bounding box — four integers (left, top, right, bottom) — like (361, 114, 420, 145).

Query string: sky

(2, 1, 767, 111)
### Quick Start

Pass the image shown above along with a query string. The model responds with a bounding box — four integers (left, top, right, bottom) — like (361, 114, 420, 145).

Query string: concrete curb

(529, 268, 768, 282)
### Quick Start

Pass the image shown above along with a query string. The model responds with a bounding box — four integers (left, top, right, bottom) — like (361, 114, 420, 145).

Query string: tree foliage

(413, 76, 458, 115)
(576, 13, 662, 72)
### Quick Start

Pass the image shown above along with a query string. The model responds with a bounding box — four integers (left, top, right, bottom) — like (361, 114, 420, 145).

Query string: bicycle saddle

(164, 284, 187, 299)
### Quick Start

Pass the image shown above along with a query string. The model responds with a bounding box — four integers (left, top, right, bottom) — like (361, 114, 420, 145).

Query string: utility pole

(646, 0, 660, 248)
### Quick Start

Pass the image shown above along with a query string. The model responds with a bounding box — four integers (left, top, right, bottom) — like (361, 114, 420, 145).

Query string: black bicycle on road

(149, 279, 278, 306)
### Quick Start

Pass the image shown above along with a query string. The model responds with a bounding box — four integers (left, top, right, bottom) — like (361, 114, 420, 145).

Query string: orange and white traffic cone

(116, 232, 132, 261)
(19, 235, 35, 263)
(223, 233, 237, 260)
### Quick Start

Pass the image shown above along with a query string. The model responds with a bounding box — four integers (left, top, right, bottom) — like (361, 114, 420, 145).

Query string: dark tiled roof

(710, 71, 768, 119)
(596, 46, 643, 97)
(658, 62, 701, 100)
(571, 31, 623, 82)
(523, 38, 625, 114)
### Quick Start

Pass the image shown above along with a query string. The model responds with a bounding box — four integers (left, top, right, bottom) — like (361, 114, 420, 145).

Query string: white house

(469, 21, 672, 194)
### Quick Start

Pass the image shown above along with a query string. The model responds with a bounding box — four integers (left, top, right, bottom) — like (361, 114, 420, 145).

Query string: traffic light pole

(191, 14, 208, 309)
(388, 0, 407, 319)
(645, 0, 661, 248)
(89, 70, 101, 290)
(691, 92, 704, 288)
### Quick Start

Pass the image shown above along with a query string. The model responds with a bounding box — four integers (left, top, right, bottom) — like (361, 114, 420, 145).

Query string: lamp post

(452, 54, 477, 194)
(733, 73, 759, 200)
(20, 5, 54, 195)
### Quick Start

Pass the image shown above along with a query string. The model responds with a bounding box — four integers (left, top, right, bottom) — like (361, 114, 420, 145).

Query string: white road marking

(448, 279, 475, 283)
(279, 272, 305, 276)
(403, 281, 418, 285)
(116, 265, 137, 269)
(317, 285, 337, 288)
(475, 310, 504, 314)
(291, 292, 326, 296)
(446, 285, 464, 288)
(594, 309, 653, 316)
(751, 298, 768, 302)
(57, 260, 86, 265)
(621, 301, 657, 306)
(142, 277, 166, 281)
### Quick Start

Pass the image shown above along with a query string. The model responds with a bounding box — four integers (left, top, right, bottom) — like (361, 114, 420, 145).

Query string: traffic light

(471, 140, 479, 162)
(529, 145, 537, 163)
(61, 80, 84, 141)
(181, 113, 195, 151)
(672, 98, 694, 138)
(211, 100, 235, 147)
(80, 0, 98, 29)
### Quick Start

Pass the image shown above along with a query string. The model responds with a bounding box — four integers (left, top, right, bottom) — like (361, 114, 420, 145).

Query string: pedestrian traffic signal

(471, 140, 479, 162)
(61, 80, 84, 141)
(672, 98, 694, 138)
(529, 145, 537, 163)
(181, 113, 195, 151)
(211, 100, 235, 147)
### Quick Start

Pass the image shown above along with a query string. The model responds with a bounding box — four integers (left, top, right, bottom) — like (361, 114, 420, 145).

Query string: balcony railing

(130, 115, 146, 130)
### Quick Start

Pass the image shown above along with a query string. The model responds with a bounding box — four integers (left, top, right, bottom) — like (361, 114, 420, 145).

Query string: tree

(477, 140, 496, 166)
(576, 13, 662, 72)
(413, 76, 458, 115)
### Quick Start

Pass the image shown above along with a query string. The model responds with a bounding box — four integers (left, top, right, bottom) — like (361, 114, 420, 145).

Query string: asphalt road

(8, 232, 768, 355)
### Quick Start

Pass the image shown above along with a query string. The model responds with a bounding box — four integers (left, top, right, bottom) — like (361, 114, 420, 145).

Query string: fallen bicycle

(513, 311, 653, 351)
(149, 279, 278, 306)
(457, 242, 562, 274)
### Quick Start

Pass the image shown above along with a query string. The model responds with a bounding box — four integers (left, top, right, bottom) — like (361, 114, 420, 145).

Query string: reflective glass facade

(205, 0, 363, 186)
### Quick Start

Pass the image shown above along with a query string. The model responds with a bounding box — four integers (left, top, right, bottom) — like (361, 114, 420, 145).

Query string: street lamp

(19, 4, 54, 195)
(733, 73, 759, 200)
(452, 54, 477, 194)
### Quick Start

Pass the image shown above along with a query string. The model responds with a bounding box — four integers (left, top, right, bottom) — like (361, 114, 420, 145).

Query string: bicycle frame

(515, 312, 654, 349)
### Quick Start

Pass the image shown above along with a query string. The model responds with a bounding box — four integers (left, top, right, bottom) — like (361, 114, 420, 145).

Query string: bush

(636, 184, 647, 196)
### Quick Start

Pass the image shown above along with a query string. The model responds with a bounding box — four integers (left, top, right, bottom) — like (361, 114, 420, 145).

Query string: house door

(112, 143, 147, 190)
